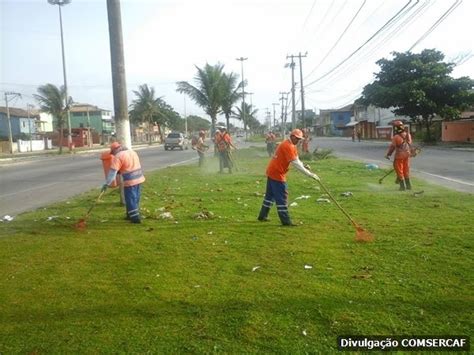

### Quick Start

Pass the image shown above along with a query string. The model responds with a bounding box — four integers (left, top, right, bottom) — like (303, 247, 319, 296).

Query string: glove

(311, 173, 320, 181)
(101, 184, 108, 193)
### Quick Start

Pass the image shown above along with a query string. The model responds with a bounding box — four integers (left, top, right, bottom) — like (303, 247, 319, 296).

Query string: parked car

(164, 132, 189, 151)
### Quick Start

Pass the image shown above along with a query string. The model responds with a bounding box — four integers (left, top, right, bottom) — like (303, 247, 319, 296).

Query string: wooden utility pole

(288, 53, 307, 128)
(107, 0, 131, 148)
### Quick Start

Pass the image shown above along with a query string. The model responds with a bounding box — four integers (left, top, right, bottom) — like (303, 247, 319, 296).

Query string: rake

(74, 190, 105, 231)
(316, 179, 374, 242)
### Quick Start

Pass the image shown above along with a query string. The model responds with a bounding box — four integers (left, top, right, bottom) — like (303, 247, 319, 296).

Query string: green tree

(34, 83, 70, 154)
(233, 102, 258, 136)
(220, 72, 243, 131)
(129, 84, 163, 144)
(176, 63, 226, 134)
(358, 49, 474, 141)
(186, 115, 211, 132)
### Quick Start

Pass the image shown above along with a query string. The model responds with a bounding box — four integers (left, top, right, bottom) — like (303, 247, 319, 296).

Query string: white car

(164, 132, 189, 151)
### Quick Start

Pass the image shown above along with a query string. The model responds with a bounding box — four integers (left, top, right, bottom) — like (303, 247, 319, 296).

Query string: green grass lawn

(1, 147, 472, 353)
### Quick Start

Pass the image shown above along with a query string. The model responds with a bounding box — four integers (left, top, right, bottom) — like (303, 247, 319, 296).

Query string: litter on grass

(340, 191, 353, 197)
(289, 202, 298, 207)
(159, 212, 173, 219)
(365, 163, 379, 170)
(252, 266, 261, 272)
(46, 216, 59, 221)
(295, 195, 311, 200)
(2, 215, 14, 222)
(316, 198, 331, 203)
(193, 211, 215, 220)
(304, 265, 313, 270)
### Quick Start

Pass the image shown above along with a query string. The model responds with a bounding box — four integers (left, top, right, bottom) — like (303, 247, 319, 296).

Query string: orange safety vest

(216, 132, 232, 152)
(110, 149, 146, 187)
(387, 133, 411, 160)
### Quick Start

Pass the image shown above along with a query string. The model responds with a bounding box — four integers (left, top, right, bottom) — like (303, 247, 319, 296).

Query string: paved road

(0, 145, 203, 217)
(310, 137, 474, 193)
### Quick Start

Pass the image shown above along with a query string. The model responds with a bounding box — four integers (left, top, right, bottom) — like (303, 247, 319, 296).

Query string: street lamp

(236, 57, 248, 139)
(48, 0, 73, 152)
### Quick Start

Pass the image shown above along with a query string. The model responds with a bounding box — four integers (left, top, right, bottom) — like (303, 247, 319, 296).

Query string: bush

(300, 148, 334, 161)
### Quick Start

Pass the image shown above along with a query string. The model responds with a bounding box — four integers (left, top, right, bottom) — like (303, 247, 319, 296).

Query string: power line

(304, 0, 414, 88)
(408, 0, 462, 51)
(304, 0, 367, 80)
(302, 0, 318, 30)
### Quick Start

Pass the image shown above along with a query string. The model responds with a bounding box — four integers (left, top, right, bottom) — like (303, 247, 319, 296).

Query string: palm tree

(34, 83, 69, 154)
(129, 84, 162, 145)
(220, 72, 243, 131)
(233, 102, 258, 138)
(176, 63, 226, 133)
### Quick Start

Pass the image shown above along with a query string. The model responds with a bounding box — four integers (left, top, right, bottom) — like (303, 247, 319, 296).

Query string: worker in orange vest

(216, 126, 236, 173)
(101, 142, 145, 223)
(385, 120, 412, 191)
(258, 129, 320, 226)
(265, 130, 276, 157)
(302, 128, 311, 153)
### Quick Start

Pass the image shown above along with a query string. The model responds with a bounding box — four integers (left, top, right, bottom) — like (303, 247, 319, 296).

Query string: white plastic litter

(46, 216, 59, 221)
(340, 191, 353, 197)
(365, 163, 379, 170)
(316, 198, 331, 203)
(295, 195, 311, 200)
(159, 212, 173, 219)
(289, 202, 298, 207)
(252, 266, 261, 272)
(2, 215, 14, 222)
(304, 265, 313, 269)
(302, 330, 308, 336)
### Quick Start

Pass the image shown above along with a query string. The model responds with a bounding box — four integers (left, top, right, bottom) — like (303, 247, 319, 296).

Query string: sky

(1, 0, 473, 125)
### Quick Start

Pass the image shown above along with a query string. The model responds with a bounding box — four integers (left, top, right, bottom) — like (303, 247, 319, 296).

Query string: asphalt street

(310, 137, 474, 193)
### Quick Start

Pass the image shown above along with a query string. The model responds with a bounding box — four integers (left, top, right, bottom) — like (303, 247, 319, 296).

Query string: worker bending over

(102, 142, 145, 223)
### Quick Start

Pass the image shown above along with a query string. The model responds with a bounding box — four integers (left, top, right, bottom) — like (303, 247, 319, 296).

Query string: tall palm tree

(34, 83, 69, 154)
(220, 72, 243, 131)
(233, 102, 258, 138)
(176, 63, 226, 133)
(129, 84, 162, 145)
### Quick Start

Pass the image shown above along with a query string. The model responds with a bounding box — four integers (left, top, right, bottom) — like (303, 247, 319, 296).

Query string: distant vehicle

(164, 132, 189, 151)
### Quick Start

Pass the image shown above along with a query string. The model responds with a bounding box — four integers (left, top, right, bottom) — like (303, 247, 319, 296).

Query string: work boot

(399, 180, 406, 191)
(395, 176, 401, 184)
(278, 210, 292, 226)
(405, 178, 412, 190)
(258, 206, 270, 222)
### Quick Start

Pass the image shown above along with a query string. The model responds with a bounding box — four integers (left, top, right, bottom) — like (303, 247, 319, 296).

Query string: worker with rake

(102, 142, 145, 223)
(216, 126, 236, 174)
(385, 121, 413, 191)
(258, 129, 320, 226)
(265, 130, 276, 157)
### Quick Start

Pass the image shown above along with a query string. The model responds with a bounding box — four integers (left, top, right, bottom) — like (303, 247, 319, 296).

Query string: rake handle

(379, 168, 394, 183)
(84, 190, 106, 217)
(316, 179, 358, 228)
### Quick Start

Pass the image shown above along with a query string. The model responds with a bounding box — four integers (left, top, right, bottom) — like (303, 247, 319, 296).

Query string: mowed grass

(0, 147, 472, 353)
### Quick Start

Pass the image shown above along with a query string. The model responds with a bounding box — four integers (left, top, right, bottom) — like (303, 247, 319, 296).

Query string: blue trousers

(124, 184, 141, 223)
(258, 177, 291, 225)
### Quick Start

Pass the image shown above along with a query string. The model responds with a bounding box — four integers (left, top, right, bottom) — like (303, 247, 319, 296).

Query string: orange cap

(290, 129, 303, 139)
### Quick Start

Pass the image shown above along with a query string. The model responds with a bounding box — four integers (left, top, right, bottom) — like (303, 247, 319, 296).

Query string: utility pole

(27, 104, 35, 152)
(272, 103, 279, 130)
(48, 0, 73, 152)
(236, 57, 248, 139)
(107, 0, 131, 148)
(279, 92, 289, 137)
(285, 55, 296, 129)
(4, 92, 21, 154)
(298, 52, 308, 127)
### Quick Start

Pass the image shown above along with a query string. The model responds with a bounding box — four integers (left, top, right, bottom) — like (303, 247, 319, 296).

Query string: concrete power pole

(279, 92, 288, 137)
(4, 92, 21, 154)
(107, 0, 131, 148)
(272, 102, 279, 131)
(286, 55, 296, 129)
(236, 57, 248, 139)
(298, 52, 308, 128)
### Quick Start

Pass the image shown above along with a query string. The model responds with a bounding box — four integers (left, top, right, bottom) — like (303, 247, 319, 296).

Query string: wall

(17, 139, 52, 152)
(442, 120, 474, 143)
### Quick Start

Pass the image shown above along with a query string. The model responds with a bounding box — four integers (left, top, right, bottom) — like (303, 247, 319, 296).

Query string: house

(314, 110, 331, 136)
(329, 104, 353, 137)
(69, 104, 114, 143)
(353, 105, 412, 139)
(0, 106, 38, 140)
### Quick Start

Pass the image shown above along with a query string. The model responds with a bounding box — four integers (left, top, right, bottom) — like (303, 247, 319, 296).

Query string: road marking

(412, 170, 474, 187)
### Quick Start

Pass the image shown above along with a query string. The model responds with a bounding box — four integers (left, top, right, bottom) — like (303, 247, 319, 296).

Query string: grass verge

(0, 147, 472, 353)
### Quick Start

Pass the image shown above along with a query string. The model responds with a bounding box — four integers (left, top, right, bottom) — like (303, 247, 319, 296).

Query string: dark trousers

(124, 184, 141, 222)
(258, 177, 291, 225)
(198, 151, 205, 167)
